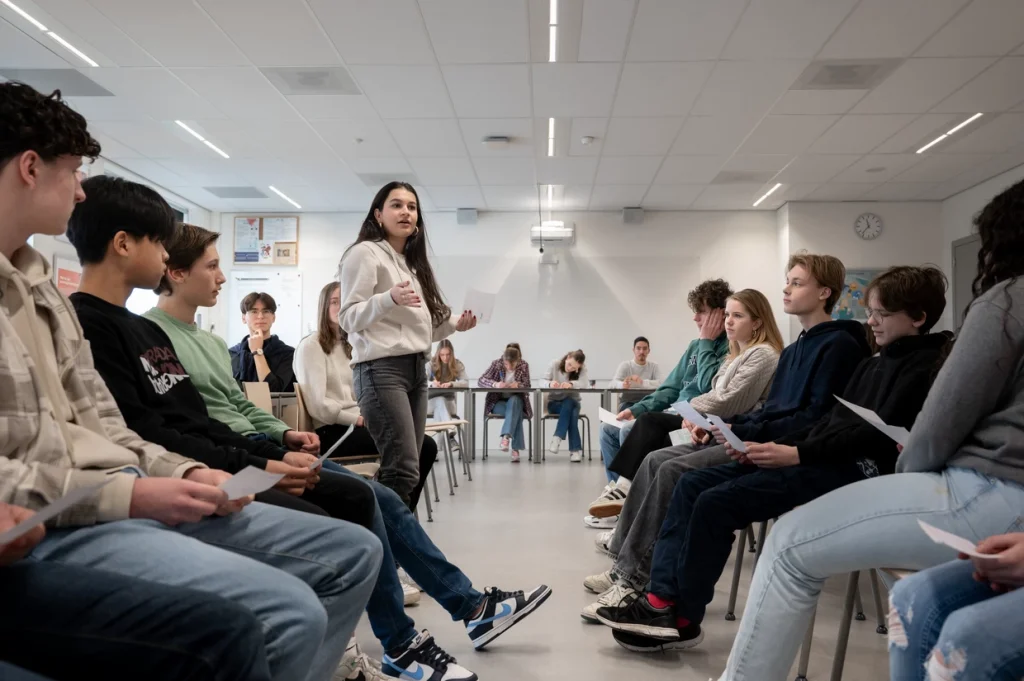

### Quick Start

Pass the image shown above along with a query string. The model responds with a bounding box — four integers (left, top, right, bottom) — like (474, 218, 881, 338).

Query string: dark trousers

(608, 411, 683, 479)
(256, 470, 376, 530)
(0, 561, 271, 681)
(648, 461, 864, 624)
(316, 423, 438, 512)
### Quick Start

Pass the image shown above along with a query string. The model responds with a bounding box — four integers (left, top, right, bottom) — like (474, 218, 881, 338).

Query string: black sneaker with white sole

(594, 593, 678, 639)
(382, 630, 476, 681)
(464, 585, 552, 650)
(612, 623, 704, 653)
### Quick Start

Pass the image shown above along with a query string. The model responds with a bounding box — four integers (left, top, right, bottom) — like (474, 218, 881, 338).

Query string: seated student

(428, 338, 468, 456)
(479, 343, 532, 463)
(584, 255, 869, 599)
(544, 350, 589, 463)
(295, 281, 439, 511)
(67, 181, 553, 681)
(0, 502, 272, 681)
(602, 279, 733, 483)
(229, 292, 296, 393)
(612, 336, 662, 413)
(888, 534, 1024, 681)
(0, 80, 381, 681)
(719, 180, 1024, 681)
(595, 266, 949, 652)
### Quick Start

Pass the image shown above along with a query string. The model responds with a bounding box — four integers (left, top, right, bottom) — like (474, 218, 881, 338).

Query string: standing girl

(544, 350, 589, 462)
(338, 182, 476, 505)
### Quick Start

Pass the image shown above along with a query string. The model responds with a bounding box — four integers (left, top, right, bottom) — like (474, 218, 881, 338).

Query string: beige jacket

(0, 246, 201, 527)
(294, 333, 360, 429)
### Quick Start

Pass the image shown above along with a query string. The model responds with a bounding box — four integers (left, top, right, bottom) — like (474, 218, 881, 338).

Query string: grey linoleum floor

(353, 451, 890, 681)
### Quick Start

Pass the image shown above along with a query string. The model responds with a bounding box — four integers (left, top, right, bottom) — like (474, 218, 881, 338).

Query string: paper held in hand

(834, 396, 910, 446)
(671, 401, 714, 431)
(310, 425, 355, 469)
(918, 520, 998, 560)
(706, 415, 748, 453)
(0, 478, 114, 546)
(219, 466, 286, 501)
(462, 288, 496, 324)
(599, 407, 628, 429)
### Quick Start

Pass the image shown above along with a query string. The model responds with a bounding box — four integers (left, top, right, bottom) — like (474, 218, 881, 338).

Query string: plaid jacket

(478, 358, 533, 419)
(0, 247, 201, 527)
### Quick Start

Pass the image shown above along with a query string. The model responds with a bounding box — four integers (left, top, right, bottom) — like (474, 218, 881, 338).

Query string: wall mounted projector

(530, 220, 575, 246)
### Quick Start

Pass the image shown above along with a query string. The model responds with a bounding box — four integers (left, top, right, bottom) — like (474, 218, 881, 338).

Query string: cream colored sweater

(338, 240, 457, 364)
(294, 334, 360, 429)
(689, 343, 780, 419)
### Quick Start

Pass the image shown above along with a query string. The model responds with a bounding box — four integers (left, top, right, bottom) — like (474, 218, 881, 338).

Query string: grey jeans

(353, 353, 428, 506)
(610, 442, 733, 587)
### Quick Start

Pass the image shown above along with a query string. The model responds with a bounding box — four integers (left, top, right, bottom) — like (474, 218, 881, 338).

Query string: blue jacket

(730, 319, 870, 442)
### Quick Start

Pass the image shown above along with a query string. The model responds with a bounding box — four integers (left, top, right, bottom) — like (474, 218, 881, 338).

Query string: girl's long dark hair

(970, 177, 1024, 308)
(348, 181, 451, 327)
(559, 349, 586, 380)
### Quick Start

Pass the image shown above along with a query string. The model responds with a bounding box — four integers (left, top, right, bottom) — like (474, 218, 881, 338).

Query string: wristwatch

(253, 348, 265, 356)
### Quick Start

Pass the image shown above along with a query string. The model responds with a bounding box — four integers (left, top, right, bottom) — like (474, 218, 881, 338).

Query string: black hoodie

(230, 334, 296, 393)
(730, 319, 871, 442)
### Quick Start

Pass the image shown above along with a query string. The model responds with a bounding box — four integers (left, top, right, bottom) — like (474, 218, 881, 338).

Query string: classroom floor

(353, 451, 891, 681)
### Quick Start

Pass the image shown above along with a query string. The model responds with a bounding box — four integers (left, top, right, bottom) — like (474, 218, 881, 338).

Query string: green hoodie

(144, 307, 290, 443)
(629, 333, 729, 417)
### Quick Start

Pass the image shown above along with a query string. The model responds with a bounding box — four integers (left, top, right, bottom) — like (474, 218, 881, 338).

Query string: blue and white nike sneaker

(464, 585, 553, 650)
(382, 630, 476, 681)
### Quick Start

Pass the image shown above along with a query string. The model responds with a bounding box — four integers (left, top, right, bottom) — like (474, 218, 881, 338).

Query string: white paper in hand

(918, 520, 998, 560)
(835, 395, 910, 446)
(219, 466, 286, 500)
(311, 425, 355, 469)
(672, 401, 713, 431)
(706, 415, 747, 453)
(599, 407, 627, 429)
(668, 429, 691, 447)
(0, 478, 115, 546)
(462, 289, 496, 324)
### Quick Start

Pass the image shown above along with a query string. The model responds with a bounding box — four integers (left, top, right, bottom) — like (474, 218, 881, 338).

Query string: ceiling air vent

(204, 187, 268, 199)
(712, 170, 776, 185)
(261, 67, 362, 95)
(791, 59, 902, 91)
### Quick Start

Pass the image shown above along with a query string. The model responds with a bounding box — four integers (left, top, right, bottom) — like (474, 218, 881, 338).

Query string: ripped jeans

(889, 559, 1024, 681)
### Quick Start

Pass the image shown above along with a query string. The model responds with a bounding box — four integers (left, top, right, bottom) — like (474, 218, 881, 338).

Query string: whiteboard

(228, 271, 303, 348)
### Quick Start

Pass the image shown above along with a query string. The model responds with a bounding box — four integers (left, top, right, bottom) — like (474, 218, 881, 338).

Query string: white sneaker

(499, 435, 510, 452)
(548, 436, 562, 454)
(581, 582, 637, 623)
(588, 478, 630, 518)
(398, 567, 424, 592)
(334, 638, 389, 681)
(569, 450, 583, 463)
(584, 568, 619, 594)
(584, 514, 618, 529)
(594, 530, 616, 558)
(402, 581, 421, 607)
(510, 450, 520, 463)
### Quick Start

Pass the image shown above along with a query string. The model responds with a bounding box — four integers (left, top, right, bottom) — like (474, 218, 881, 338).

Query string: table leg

(533, 389, 543, 464)
(467, 391, 476, 461)
(600, 390, 610, 411)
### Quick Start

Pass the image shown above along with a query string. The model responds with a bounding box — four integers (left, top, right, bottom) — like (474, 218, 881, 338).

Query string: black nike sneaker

(464, 584, 552, 649)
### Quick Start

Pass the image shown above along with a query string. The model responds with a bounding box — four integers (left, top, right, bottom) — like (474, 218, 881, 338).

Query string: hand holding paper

(599, 408, 627, 429)
(462, 288, 496, 324)
(918, 520, 998, 560)
(0, 478, 114, 546)
(706, 415, 747, 453)
(672, 401, 713, 431)
(835, 395, 910, 446)
(219, 466, 286, 501)
(311, 425, 355, 468)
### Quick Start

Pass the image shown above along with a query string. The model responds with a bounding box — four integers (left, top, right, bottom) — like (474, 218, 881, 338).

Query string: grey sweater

(897, 279, 1024, 486)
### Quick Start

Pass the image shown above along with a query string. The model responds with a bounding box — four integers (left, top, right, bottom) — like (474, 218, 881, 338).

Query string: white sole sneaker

(583, 514, 618, 529)
(581, 583, 636, 623)
(569, 451, 582, 463)
(588, 483, 629, 518)
(593, 530, 616, 558)
(402, 582, 421, 607)
(548, 437, 562, 454)
(583, 569, 618, 594)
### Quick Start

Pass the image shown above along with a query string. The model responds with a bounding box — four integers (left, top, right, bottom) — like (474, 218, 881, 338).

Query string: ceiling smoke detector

(580, 135, 595, 145)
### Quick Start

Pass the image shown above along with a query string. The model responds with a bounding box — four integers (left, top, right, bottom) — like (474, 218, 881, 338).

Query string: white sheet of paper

(835, 395, 911, 446)
(311, 425, 355, 469)
(462, 288, 496, 324)
(599, 407, 626, 429)
(669, 429, 690, 447)
(706, 415, 748, 453)
(219, 466, 286, 500)
(671, 401, 714, 431)
(0, 478, 114, 545)
(918, 520, 998, 560)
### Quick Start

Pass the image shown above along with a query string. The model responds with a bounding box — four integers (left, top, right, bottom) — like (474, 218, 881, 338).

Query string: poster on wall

(233, 216, 300, 265)
(53, 255, 82, 297)
(833, 269, 884, 321)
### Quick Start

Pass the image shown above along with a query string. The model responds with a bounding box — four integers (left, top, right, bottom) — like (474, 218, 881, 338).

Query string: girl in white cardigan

(544, 350, 590, 462)
(337, 182, 476, 505)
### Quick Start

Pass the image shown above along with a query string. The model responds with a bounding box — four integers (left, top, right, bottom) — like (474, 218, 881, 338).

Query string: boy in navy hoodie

(598, 266, 949, 652)
(584, 254, 870, 603)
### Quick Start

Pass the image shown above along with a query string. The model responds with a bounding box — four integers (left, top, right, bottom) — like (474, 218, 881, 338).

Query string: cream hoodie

(338, 240, 457, 364)
(294, 333, 360, 429)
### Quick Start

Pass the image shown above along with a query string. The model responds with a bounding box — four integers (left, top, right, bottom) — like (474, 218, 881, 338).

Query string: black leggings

(608, 411, 684, 480)
(317, 424, 438, 512)
(254, 470, 376, 530)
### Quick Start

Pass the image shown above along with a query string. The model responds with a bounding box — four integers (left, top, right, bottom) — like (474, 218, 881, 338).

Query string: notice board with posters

(233, 216, 299, 266)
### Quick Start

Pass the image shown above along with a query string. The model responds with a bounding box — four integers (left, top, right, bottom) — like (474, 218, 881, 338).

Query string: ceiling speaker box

(456, 208, 477, 225)
(623, 207, 644, 224)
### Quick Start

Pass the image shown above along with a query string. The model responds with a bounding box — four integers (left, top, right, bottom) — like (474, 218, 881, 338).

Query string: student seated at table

(611, 336, 662, 412)
(479, 343, 532, 463)
(229, 291, 296, 392)
(428, 338, 468, 456)
(544, 350, 590, 463)
(295, 281, 439, 510)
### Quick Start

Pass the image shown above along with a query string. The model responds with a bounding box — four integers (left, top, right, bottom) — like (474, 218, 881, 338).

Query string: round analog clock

(854, 213, 883, 240)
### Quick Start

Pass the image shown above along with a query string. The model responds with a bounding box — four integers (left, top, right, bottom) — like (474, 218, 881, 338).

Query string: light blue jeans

(889, 559, 1024, 681)
(548, 398, 581, 451)
(600, 420, 636, 482)
(493, 396, 526, 451)
(31, 500, 383, 681)
(721, 467, 1024, 681)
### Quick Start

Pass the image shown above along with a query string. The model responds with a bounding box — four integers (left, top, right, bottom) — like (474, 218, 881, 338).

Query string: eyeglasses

(247, 309, 274, 317)
(864, 308, 893, 322)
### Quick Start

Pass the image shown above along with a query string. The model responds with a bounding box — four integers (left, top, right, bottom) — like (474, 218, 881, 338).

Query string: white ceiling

(2, 0, 1024, 213)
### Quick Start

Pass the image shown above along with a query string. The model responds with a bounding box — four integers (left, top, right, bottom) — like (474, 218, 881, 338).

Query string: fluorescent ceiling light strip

(175, 120, 206, 141)
(548, 117, 555, 139)
(550, 0, 557, 24)
(547, 184, 554, 202)
(549, 25, 557, 62)
(269, 186, 301, 210)
(916, 134, 947, 154)
(1, 0, 47, 31)
(202, 140, 230, 159)
(752, 182, 782, 207)
(946, 112, 983, 135)
(47, 31, 98, 67)
(547, 138, 554, 157)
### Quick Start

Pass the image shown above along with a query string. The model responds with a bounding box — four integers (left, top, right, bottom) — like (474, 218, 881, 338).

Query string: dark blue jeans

(0, 560, 271, 681)
(548, 398, 581, 450)
(322, 461, 485, 654)
(648, 461, 862, 624)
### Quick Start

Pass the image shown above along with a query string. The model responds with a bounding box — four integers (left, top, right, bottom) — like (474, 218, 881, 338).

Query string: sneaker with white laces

(569, 450, 583, 463)
(510, 450, 520, 463)
(581, 582, 637, 623)
(402, 581, 421, 607)
(335, 638, 389, 681)
(594, 530, 616, 557)
(583, 514, 618, 529)
(382, 630, 476, 681)
(464, 585, 552, 650)
(588, 478, 631, 518)
(499, 435, 510, 452)
(398, 567, 424, 592)
(584, 568, 619, 594)
(548, 436, 562, 454)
